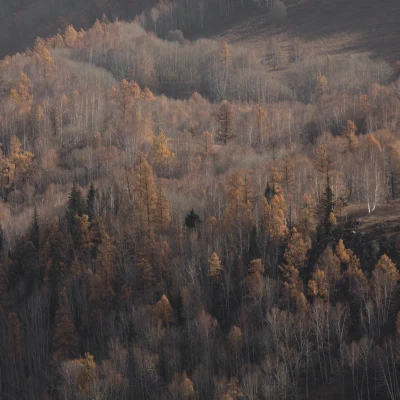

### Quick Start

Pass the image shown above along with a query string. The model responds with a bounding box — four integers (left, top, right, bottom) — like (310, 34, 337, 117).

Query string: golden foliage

(209, 251, 223, 280)
(10, 72, 33, 113)
(151, 130, 175, 170)
(219, 41, 232, 66)
(34, 38, 55, 78)
(283, 228, 310, 270)
(315, 71, 327, 96)
(153, 294, 174, 324)
(169, 372, 195, 399)
(228, 325, 243, 352)
(64, 25, 78, 47)
(335, 239, 350, 264)
(308, 269, 328, 299)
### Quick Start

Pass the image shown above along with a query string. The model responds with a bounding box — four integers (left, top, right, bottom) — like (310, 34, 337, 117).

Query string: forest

(2, 1, 400, 399)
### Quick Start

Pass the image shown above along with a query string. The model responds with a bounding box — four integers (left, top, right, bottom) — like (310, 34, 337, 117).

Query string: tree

(255, 104, 268, 146)
(64, 25, 78, 47)
(371, 254, 399, 336)
(131, 154, 158, 237)
(297, 194, 316, 238)
(9, 135, 34, 184)
(155, 186, 171, 234)
(209, 251, 223, 281)
(315, 72, 328, 97)
(360, 134, 384, 213)
(10, 72, 33, 114)
(86, 183, 98, 222)
(219, 41, 232, 66)
(336, 239, 350, 264)
(8, 312, 22, 358)
(153, 294, 174, 324)
(66, 183, 86, 233)
(151, 130, 175, 173)
(72, 352, 97, 393)
(216, 100, 236, 144)
(282, 228, 310, 271)
(280, 154, 295, 228)
(342, 120, 358, 152)
(52, 289, 77, 360)
(119, 79, 141, 118)
(168, 372, 195, 399)
(34, 38, 55, 78)
(246, 259, 265, 307)
(224, 171, 253, 251)
(29, 207, 40, 249)
(137, 256, 157, 291)
(387, 144, 400, 200)
(314, 144, 336, 231)
(308, 269, 328, 299)
(185, 209, 201, 229)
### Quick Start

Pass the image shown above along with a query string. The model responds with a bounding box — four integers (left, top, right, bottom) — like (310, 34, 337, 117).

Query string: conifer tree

(169, 372, 195, 399)
(34, 38, 55, 78)
(132, 154, 158, 237)
(220, 41, 232, 66)
(52, 289, 77, 360)
(208, 251, 223, 281)
(66, 183, 86, 232)
(155, 186, 171, 234)
(63, 25, 78, 47)
(0, 262, 9, 313)
(10, 72, 33, 113)
(280, 154, 295, 228)
(185, 209, 201, 229)
(308, 269, 328, 299)
(342, 120, 358, 152)
(29, 207, 40, 249)
(387, 144, 400, 200)
(137, 255, 157, 291)
(315, 71, 328, 97)
(86, 183, 98, 222)
(298, 193, 316, 237)
(314, 144, 336, 232)
(282, 228, 310, 271)
(151, 130, 175, 172)
(8, 312, 22, 358)
(73, 352, 97, 392)
(0, 224, 5, 261)
(119, 79, 141, 118)
(153, 294, 174, 324)
(42, 216, 67, 289)
(216, 100, 235, 144)
(255, 104, 268, 146)
(8, 135, 34, 191)
(263, 194, 287, 239)
(264, 181, 276, 204)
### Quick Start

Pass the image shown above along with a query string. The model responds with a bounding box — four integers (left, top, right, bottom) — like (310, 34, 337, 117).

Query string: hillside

(2, 3, 400, 400)
(0, 0, 157, 58)
(215, 0, 400, 65)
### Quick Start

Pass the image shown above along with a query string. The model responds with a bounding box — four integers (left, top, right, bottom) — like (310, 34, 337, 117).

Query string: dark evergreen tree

(0, 225, 4, 261)
(66, 183, 85, 232)
(319, 180, 336, 232)
(264, 181, 276, 203)
(86, 183, 98, 222)
(185, 209, 201, 229)
(29, 207, 40, 249)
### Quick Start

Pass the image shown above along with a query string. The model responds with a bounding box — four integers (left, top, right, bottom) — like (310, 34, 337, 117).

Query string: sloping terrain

(216, 0, 400, 66)
(0, 0, 157, 58)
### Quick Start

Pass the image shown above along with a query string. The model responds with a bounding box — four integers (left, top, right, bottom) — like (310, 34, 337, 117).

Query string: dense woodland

(2, 6, 400, 400)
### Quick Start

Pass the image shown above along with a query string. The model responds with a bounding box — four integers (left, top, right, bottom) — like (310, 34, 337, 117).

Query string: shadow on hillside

(206, 0, 400, 63)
